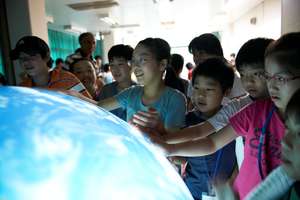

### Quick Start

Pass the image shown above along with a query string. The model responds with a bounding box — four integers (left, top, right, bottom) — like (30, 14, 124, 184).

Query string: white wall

(221, 0, 281, 59)
(281, 0, 300, 34)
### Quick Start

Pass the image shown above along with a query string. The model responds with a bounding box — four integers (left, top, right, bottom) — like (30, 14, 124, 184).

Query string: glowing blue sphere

(0, 87, 193, 200)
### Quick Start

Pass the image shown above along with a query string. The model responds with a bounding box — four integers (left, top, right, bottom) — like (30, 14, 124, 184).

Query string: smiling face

(239, 64, 269, 99)
(264, 58, 300, 113)
(72, 60, 96, 91)
(131, 44, 163, 85)
(281, 114, 300, 180)
(18, 52, 49, 77)
(191, 75, 225, 117)
(109, 57, 131, 83)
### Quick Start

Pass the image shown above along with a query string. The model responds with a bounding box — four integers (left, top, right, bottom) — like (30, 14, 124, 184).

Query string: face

(191, 76, 225, 117)
(281, 115, 300, 180)
(192, 49, 215, 66)
(239, 64, 269, 99)
(19, 52, 49, 77)
(265, 58, 300, 113)
(109, 57, 131, 83)
(131, 44, 164, 85)
(72, 60, 96, 90)
(80, 34, 96, 54)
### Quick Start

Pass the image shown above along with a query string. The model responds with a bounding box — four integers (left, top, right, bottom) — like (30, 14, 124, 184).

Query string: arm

(245, 166, 295, 200)
(165, 124, 238, 157)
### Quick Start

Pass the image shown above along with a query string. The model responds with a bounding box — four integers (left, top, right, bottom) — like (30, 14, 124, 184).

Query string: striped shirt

(20, 68, 92, 99)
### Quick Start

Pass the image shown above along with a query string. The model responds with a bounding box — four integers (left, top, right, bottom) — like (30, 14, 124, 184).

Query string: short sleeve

(229, 101, 255, 136)
(208, 96, 253, 131)
(164, 91, 187, 131)
(115, 87, 132, 109)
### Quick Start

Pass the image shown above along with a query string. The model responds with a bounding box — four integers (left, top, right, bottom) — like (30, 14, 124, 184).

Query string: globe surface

(0, 87, 193, 200)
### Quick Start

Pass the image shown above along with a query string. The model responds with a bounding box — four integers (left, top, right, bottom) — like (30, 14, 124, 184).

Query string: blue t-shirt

(96, 81, 136, 121)
(116, 85, 186, 130)
(184, 110, 236, 200)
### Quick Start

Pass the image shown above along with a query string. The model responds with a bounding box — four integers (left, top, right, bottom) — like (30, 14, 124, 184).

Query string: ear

(159, 59, 168, 72)
(223, 88, 231, 97)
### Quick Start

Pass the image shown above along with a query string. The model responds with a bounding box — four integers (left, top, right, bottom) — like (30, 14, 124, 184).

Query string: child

(96, 44, 135, 121)
(244, 89, 300, 200)
(133, 37, 273, 144)
(70, 58, 99, 100)
(145, 32, 300, 199)
(10, 35, 91, 98)
(183, 57, 236, 200)
(69, 38, 186, 131)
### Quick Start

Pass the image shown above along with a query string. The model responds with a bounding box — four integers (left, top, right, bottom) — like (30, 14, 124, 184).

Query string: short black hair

(55, 58, 64, 65)
(188, 33, 223, 56)
(102, 63, 110, 72)
(95, 55, 102, 60)
(108, 44, 133, 62)
(192, 57, 234, 93)
(265, 32, 300, 74)
(137, 38, 171, 62)
(78, 32, 94, 43)
(170, 54, 184, 74)
(185, 62, 194, 70)
(285, 89, 300, 126)
(235, 38, 274, 72)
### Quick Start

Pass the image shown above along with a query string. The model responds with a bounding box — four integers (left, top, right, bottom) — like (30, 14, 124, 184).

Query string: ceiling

(45, 0, 265, 46)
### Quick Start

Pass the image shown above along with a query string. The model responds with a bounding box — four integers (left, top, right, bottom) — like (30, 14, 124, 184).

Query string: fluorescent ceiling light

(99, 17, 118, 26)
(63, 25, 87, 33)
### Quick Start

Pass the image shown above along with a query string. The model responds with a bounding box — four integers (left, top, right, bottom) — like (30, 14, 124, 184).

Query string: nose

(267, 78, 279, 92)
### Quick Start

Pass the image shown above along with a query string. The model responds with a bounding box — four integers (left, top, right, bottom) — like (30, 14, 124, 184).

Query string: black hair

(164, 67, 185, 94)
(235, 38, 274, 72)
(185, 62, 194, 70)
(55, 58, 64, 65)
(170, 54, 184, 75)
(285, 89, 300, 125)
(188, 33, 223, 56)
(192, 57, 234, 93)
(95, 55, 102, 60)
(265, 32, 300, 73)
(0, 73, 7, 85)
(108, 44, 134, 62)
(78, 32, 94, 43)
(102, 63, 110, 72)
(137, 38, 171, 62)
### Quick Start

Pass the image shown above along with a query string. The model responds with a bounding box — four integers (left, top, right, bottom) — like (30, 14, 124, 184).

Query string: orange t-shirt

(20, 68, 92, 99)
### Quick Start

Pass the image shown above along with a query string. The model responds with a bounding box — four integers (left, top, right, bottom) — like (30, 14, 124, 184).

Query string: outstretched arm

(160, 125, 238, 157)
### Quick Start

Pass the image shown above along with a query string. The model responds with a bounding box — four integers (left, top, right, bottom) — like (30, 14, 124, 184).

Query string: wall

(221, 0, 281, 59)
(281, 0, 300, 34)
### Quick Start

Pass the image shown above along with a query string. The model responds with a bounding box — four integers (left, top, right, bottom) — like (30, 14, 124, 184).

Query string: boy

(10, 36, 91, 98)
(183, 57, 236, 200)
(96, 44, 135, 120)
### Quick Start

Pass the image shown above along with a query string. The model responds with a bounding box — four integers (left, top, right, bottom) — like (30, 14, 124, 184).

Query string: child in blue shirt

(183, 57, 236, 200)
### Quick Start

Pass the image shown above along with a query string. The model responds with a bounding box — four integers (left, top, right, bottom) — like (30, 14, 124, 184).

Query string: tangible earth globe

(0, 87, 193, 200)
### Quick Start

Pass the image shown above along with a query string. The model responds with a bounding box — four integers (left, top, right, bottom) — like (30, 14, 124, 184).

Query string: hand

(132, 108, 167, 136)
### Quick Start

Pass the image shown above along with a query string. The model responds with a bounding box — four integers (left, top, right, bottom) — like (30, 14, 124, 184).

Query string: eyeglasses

(263, 73, 300, 85)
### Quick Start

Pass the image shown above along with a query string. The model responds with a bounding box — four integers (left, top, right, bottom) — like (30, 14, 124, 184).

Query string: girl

(69, 38, 186, 131)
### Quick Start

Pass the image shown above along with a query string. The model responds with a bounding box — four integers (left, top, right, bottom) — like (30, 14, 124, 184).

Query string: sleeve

(164, 91, 187, 131)
(245, 166, 295, 200)
(115, 86, 135, 109)
(97, 85, 111, 100)
(207, 96, 253, 131)
(229, 101, 256, 136)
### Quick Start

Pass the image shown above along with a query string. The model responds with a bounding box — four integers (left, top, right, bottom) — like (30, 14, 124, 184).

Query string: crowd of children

(3, 29, 300, 200)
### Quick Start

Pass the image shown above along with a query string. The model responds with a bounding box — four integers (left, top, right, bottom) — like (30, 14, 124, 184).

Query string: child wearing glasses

(139, 32, 300, 199)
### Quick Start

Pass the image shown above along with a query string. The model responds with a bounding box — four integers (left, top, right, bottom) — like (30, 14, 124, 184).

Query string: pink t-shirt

(229, 99, 285, 200)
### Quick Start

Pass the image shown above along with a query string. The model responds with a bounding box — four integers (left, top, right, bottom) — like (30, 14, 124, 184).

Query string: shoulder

(164, 86, 186, 99)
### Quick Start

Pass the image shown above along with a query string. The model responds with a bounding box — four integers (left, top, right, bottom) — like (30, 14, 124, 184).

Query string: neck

(117, 79, 132, 91)
(202, 106, 221, 119)
(32, 72, 49, 87)
(143, 79, 165, 105)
